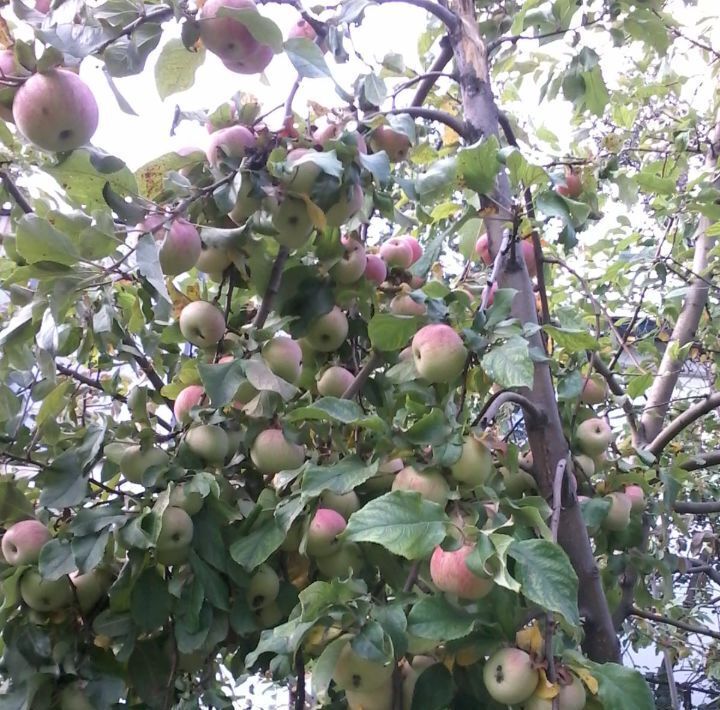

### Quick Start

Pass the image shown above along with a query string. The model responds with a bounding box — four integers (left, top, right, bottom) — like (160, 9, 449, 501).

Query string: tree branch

(342, 351, 383, 400)
(630, 606, 720, 641)
(373, 0, 458, 30)
(680, 449, 720, 472)
(92, 5, 174, 56)
(120, 334, 174, 410)
(673, 500, 720, 515)
(646, 392, 720, 456)
(410, 38, 453, 107)
(0, 170, 33, 214)
(591, 355, 640, 444)
(476, 390, 546, 429)
(382, 107, 466, 139)
(253, 247, 289, 329)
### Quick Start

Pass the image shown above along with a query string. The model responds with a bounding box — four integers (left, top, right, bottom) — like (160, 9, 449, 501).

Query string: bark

(446, 0, 619, 662)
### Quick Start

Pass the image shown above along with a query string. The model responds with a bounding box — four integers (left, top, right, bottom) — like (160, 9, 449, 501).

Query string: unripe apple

(575, 417, 613, 457)
(325, 183, 364, 227)
(365, 457, 403, 492)
(246, 563, 280, 609)
(603, 492, 632, 531)
(411, 323, 467, 384)
(430, 544, 494, 600)
(390, 294, 426, 316)
(206, 124, 256, 166)
(504, 469, 537, 497)
(70, 568, 112, 613)
(624, 484, 645, 513)
(345, 674, 393, 710)
(392, 465, 449, 505)
(483, 647, 539, 705)
(333, 638, 394, 691)
(262, 336, 303, 383)
(557, 172, 582, 198)
(475, 234, 492, 265)
(250, 429, 305, 474)
(317, 365, 354, 398)
(13, 68, 98, 152)
(520, 674, 586, 710)
(140, 215, 202, 276)
(305, 306, 348, 352)
(0, 51, 29, 122)
(370, 125, 412, 162)
(379, 237, 413, 269)
(196, 242, 233, 274)
(315, 542, 363, 577)
(573, 453, 595, 478)
(307, 507, 346, 556)
(580, 374, 608, 405)
(156, 506, 194, 565)
(20, 569, 74, 612)
(1, 520, 51, 565)
(319, 490, 360, 519)
(179, 301, 226, 348)
(272, 195, 314, 249)
(120, 445, 169, 484)
(59, 683, 94, 710)
(199, 0, 273, 74)
(255, 600, 284, 628)
(185, 424, 229, 464)
(283, 148, 322, 194)
(169, 483, 205, 515)
(450, 436, 494, 486)
(401, 235, 422, 265)
(331, 237, 367, 284)
(364, 254, 387, 285)
(174, 384, 205, 424)
(230, 177, 263, 226)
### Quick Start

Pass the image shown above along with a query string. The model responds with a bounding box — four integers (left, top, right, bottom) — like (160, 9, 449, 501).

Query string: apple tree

(0, 0, 719, 707)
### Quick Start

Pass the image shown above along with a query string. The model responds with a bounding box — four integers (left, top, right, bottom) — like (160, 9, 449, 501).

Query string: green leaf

(198, 359, 246, 408)
(299, 578, 366, 622)
(16, 215, 80, 266)
(368, 313, 420, 351)
(407, 596, 476, 640)
(72, 531, 110, 574)
(543, 326, 597, 352)
(135, 150, 204, 200)
(229, 517, 285, 570)
(580, 66, 609, 116)
(130, 568, 172, 631)
(343, 491, 449, 560)
(287, 397, 387, 431)
(284, 36, 331, 79)
(154, 39, 206, 100)
(481, 336, 534, 389)
(244, 359, 298, 400)
(135, 234, 171, 302)
(411, 663, 453, 710)
(189, 550, 230, 611)
(627, 372, 653, 398)
(36, 381, 74, 428)
(456, 137, 501, 193)
(301, 457, 379, 498)
(38, 538, 75, 580)
(0, 478, 35, 524)
(219, 7, 283, 52)
(128, 638, 173, 707)
(404, 408, 453, 446)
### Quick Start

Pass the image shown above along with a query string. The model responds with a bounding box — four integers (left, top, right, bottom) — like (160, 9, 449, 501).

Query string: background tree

(0, 0, 718, 707)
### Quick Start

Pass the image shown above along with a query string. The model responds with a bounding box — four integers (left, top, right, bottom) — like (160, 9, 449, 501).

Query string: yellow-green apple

(365, 457, 403, 492)
(13, 68, 98, 152)
(305, 306, 348, 352)
(179, 301, 226, 348)
(315, 543, 363, 577)
(256, 600, 284, 628)
(120, 445, 169, 484)
(333, 637, 394, 691)
(262, 336, 303, 383)
(169, 483, 205, 515)
(379, 237, 413, 269)
(282, 148, 322, 195)
(331, 236, 367, 285)
(603, 492, 632, 531)
(2, 520, 51, 565)
(483, 647, 539, 705)
(70, 568, 112, 613)
(401, 235, 422, 265)
(156, 506, 194, 565)
(20, 569, 73, 612)
(575, 417, 613, 457)
(430, 544, 494, 600)
(0, 50, 29, 122)
(185, 424, 230, 464)
(307, 507, 346, 556)
(246, 563, 280, 610)
(392, 465, 449, 505)
(345, 674, 393, 710)
(196, 241, 233, 275)
(411, 323, 467, 383)
(317, 365, 354, 398)
(450, 435, 494, 486)
(272, 195, 314, 249)
(206, 124, 256, 166)
(504, 469, 537, 497)
(580, 374, 608, 405)
(364, 253, 387, 285)
(325, 183, 364, 228)
(520, 674, 586, 710)
(59, 683, 94, 710)
(475, 234, 492, 265)
(370, 125, 411, 162)
(250, 429, 305, 474)
(624, 484, 645, 513)
(390, 294, 426, 316)
(573, 454, 595, 479)
(319, 490, 360, 519)
(229, 174, 263, 224)
(174, 384, 205, 424)
(140, 215, 202, 276)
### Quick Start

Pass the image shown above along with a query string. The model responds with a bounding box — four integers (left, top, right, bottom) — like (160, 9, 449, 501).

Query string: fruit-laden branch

(253, 247, 289, 329)
(590, 355, 640, 444)
(446, 0, 620, 662)
(342, 351, 383, 400)
(382, 107, 467, 140)
(410, 38, 453, 107)
(630, 607, 720, 641)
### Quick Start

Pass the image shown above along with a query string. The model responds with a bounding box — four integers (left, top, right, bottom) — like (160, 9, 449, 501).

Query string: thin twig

(284, 76, 302, 121)
(120, 334, 174, 410)
(373, 0, 458, 30)
(92, 5, 174, 56)
(294, 652, 305, 710)
(630, 607, 720, 640)
(487, 15, 605, 53)
(342, 351, 383, 400)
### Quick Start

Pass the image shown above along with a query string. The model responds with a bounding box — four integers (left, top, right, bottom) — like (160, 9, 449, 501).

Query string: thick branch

(253, 247, 289, 329)
(630, 607, 720, 641)
(410, 39, 453, 107)
(680, 450, 720, 472)
(476, 390, 546, 429)
(674, 500, 720, 515)
(646, 392, 720, 456)
(373, 0, 458, 30)
(342, 351, 383, 400)
(382, 106, 466, 139)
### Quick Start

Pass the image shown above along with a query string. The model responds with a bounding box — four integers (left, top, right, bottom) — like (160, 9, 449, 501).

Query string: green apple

(196, 242, 233, 275)
(185, 424, 230, 464)
(272, 196, 314, 249)
(305, 306, 348, 352)
(330, 236, 367, 285)
(603, 492, 632, 531)
(392, 465, 449, 505)
(256, 600, 284, 628)
(317, 365, 355, 398)
(315, 543, 363, 577)
(179, 301, 226, 348)
(250, 429, 305, 474)
(411, 323, 467, 384)
(1, 519, 51, 566)
(370, 125, 412, 162)
(20, 569, 74, 612)
(156, 506, 194, 565)
(262, 336, 303, 383)
(319, 489, 359, 519)
(70, 568, 112, 613)
(575, 417, 613, 456)
(333, 637, 394, 692)
(430, 544, 494, 600)
(573, 454, 595, 478)
(58, 683, 94, 710)
(325, 183, 364, 228)
(169, 484, 205, 515)
(580, 374, 608, 405)
(282, 148, 322, 194)
(246, 564, 280, 610)
(520, 673, 586, 710)
(120, 445, 169, 484)
(483, 647, 539, 705)
(345, 674, 393, 710)
(450, 436, 494, 486)
(401, 656, 437, 710)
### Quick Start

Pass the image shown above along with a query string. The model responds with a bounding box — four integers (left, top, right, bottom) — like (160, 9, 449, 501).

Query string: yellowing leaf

(516, 621, 544, 656)
(570, 665, 599, 694)
(298, 194, 327, 231)
(534, 670, 559, 699)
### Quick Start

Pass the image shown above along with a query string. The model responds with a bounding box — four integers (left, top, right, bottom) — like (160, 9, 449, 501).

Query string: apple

(140, 216, 202, 276)
(520, 674, 586, 710)
(364, 254, 387, 285)
(430, 544, 494, 600)
(13, 68, 98, 152)
(520, 239, 537, 278)
(20, 569, 74, 612)
(70, 568, 112, 613)
(246, 563, 280, 609)
(401, 235, 422, 265)
(333, 637, 394, 691)
(262, 336, 303, 383)
(315, 543, 363, 577)
(169, 484, 205, 515)
(317, 365, 354, 398)
(504, 469, 537, 497)
(185, 424, 230, 464)
(365, 457, 403, 492)
(287, 16, 316, 41)
(0, 51, 29, 122)
(575, 417, 613, 457)
(331, 237, 367, 285)
(411, 323, 467, 384)
(379, 237, 413, 269)
(325, 183, 364, 228)
(206, 124, 256, 166)
(256, 600, 284, 628)
(306, 507, 346, 556)
(557, 172, 582, 198)
(305, 306, 348, 352)
(370, 125, 412, 162)
(483, 647, 539, 705)
(624, 484, 645, 513)
(272, 195, 314, 249)
(179, 301, 226, 348)
(450, 436, 494, 486)
(401, 656, 437, 710)
(573, 453, 595, 478)
(319, 490, 360, 519)
(283, 148, 322, 195)
(580, 374, 608, 405)
(312, 118, 342, 147)
(174, 384, 205, 423)
(475, 234, 492, 265)
(250, 429, 305, 474)
(199, 0, 273, 74)
(390, 294, 426, 316)
(345, 674, 393, 710)
(1, 520, 51, 566)
(156, 506, 194, 565)
(603, 492, 632, 531)
(120, 445, 169, 485)
(59, 683, 94, 710)
(196, 242, 233, 275)
(392, 465, 449, 505)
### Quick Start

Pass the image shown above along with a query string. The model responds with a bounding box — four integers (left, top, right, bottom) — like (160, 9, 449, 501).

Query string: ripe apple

(411, 323, 467, 384)
(246, 563, 280, 610)
(364, 254, 387, 285)
(20, 569, 74, 612)
(185, 424, 230, 464)
(156, 506, 194, 565)
(603, 492, 632, 531)
(575, 417, 613, 457)
(392, 465, 449, 505)
(430, 544, 494, 600)
(580, 374, 608, 405)
(624, 484, 645, 513)
(520, 239, 537, 278)
(199, 0, 273, 74)
(287, 16, 316, 40)
(13, 68, 98, 152)
(206, 124, 256, 166)
(120, 445, 169, 484)
(169, 483, 205, 515)
(520, 673, 586, 710)
(1, 520, 51, 566)
(557, 172, 582, 198)
(59, 683, 94, 710)
(140, 214, 202, 276)
(345, 674, 393, 710)
(70, 568, 112, 613)
(333, 637, 394, 691)
(475, 234, 492, 265)
(379, 237, 413, 269)
(390, 294, 427, 316)
(319, 490, 360, 519)
(305, 306, 348, 352)
(272, 195, 314, 249)
(174, 384, 205, 424)
(262, 336, 303, 383)
(325, 183, 364, 227)
(370, 125, 412, 162)
(483, 647, 539, 705)
(450, 435, 494, 486)
(250, 429, 305, 474)
(307, 507, 346, 556)
(317, 365, 354, 398)
(179, 301, 226, 348)
(401, 235, 422, 265)
(331, 237, 367, 285)
(312, 118, 342, 147)
(315, 543, 363, 577)
(196, 242, 233, 275)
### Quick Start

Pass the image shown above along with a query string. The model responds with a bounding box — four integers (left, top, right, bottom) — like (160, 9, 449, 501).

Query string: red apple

(430, 544, 494, 600)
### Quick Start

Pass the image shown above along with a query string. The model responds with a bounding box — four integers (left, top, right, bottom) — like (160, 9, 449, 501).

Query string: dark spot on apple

(351, 674, 362, 688)
(493, 664, 504, 682)
(172, 533, 181, 542)
(41, 106, 49, 115)
(289, 215, 298, 226)
(59, 129, 72, 142)
(252, 595, 264, 608)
